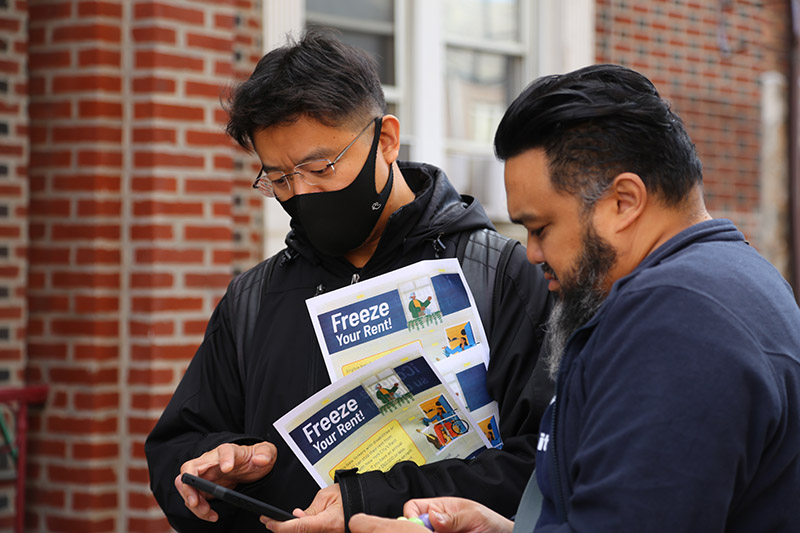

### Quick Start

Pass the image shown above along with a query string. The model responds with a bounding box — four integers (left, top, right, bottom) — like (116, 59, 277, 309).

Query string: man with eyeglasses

(145, 29, 553, 533)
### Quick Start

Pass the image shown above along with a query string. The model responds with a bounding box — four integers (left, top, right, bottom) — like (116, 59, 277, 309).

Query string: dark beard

(545, 223, 617, 379)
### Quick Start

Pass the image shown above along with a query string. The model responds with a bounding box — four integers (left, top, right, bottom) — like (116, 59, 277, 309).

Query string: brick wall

(19, 0, 262, 531)
(595, 0, 792, 263)
(0, 0, 30, 527)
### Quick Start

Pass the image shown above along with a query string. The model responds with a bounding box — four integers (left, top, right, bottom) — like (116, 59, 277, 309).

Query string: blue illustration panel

(431, 273, 470, 316)
(456, 364, 491, 411)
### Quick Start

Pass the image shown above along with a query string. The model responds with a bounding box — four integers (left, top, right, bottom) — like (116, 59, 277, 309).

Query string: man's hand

(349, 497, 514, 533)
(261, 484, 344, 533)
(349, 515, 429, 533)
(175, 441, 277, 522)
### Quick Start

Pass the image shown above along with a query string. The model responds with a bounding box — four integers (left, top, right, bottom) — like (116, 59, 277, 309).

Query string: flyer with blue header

(273, 344, 491, 488)
(304, 259, 502, 450)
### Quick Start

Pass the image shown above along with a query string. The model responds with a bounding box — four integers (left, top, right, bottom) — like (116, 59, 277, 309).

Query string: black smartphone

(181, 473, 294, 521)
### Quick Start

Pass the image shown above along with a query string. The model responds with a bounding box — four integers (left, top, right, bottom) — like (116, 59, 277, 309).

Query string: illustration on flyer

(274, 345, 490, 487)
(305, 259, 502, 447)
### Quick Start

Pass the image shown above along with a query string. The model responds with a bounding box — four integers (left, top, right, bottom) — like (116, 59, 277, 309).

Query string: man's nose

(527, 239, 545, 265)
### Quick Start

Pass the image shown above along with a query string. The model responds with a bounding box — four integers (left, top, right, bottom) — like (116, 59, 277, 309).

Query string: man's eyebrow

(260, 163, 280, 173)
(509, 213, 541, 225)
(260, 148, 335, 173)
(297, 147, 332, 163)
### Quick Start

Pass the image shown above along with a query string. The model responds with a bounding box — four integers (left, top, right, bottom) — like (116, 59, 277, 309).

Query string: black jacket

(145, 162, 553, 532)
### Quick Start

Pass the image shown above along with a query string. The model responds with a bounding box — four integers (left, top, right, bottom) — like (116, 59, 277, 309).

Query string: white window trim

(264, 0, 304, 50)
(262, 0, 303, 256)
(536, 0, 595, 75)
(408, 0, 446, 168)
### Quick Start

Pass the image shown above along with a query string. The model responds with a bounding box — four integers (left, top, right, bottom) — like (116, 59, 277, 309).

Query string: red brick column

(0, 0, 31, 527)
(24, 1, 263, 531)
(27, 1, 128, 529)
(231, 4, 266, 275)
(0, 0, 29, 384)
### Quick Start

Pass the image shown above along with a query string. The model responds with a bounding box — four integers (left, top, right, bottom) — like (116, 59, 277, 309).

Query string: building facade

(0, 0, 795, 531)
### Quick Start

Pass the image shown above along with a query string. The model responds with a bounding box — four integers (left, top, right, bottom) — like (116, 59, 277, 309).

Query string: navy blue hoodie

(532, 219, 800, 532)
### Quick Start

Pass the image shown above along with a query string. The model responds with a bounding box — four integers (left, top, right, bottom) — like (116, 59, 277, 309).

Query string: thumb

(302, 485, 340, 517)
(428, 510, 458, 533)
(302, 501, 323, 517)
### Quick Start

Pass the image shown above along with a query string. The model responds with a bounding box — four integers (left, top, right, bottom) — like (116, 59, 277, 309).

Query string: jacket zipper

(430, 233, 446, 258)
(552, 329, 582, 521)
(551, 323, 597, 520)
(310, 283, 326, 396)
(307, 274, 357, 396)
(551, 384, 567, 521)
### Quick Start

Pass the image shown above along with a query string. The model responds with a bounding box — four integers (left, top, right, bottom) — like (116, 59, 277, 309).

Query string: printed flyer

(305, 259, 502, 449)
(273, 344, 490, 488)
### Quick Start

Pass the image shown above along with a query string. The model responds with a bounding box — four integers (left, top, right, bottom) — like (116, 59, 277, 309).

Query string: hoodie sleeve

(340, 243, 554, 522)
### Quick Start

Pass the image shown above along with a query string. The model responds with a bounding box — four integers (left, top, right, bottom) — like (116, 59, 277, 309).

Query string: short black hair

(494, 64, 703, 209)
(225, 28, 386, 151)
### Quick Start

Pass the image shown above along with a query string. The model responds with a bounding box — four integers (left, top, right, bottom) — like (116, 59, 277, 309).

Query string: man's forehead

(253, 120, 343, 169)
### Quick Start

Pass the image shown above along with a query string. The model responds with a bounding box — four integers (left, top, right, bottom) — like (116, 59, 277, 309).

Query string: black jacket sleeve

(340, 244, 554, 521)
(144, 291, 264, 532)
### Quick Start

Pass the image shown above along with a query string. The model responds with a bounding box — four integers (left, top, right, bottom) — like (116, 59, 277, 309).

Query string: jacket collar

(578, 218, 743, 333)
(554, 218, 744, 390)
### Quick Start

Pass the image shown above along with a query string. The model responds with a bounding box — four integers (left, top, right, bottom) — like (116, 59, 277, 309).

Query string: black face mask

(280, 117, 394, 257)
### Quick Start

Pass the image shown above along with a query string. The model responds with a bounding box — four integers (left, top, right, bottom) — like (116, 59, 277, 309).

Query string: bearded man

(347, 64, 800, 533)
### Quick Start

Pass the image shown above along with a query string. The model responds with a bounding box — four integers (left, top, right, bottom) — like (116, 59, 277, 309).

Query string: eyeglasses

(252, 117, 379, 199)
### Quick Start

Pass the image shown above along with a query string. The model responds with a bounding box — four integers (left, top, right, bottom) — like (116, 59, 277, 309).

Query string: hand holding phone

(181, 473, 294, 521)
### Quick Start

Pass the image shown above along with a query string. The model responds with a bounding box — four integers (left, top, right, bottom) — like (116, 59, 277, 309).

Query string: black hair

(225, 28, 386, 151)
(494, 64, 703, 209)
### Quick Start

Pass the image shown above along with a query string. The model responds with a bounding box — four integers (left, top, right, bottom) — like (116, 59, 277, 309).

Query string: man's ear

(379, 114, 401, 164)
(596, 172, 647, 234)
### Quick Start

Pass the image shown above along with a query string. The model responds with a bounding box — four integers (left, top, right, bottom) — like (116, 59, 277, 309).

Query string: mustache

(540, 263, 556, 278)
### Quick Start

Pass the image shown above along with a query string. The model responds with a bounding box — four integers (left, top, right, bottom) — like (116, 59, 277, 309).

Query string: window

(260, 0, 593, 255)
(306, 0, 397, 86)
(305, 0, 406, 149)
(443, 0, 530, 221)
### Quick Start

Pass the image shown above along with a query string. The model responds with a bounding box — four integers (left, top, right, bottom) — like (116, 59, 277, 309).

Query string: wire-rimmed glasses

(252, 117, 379, 199)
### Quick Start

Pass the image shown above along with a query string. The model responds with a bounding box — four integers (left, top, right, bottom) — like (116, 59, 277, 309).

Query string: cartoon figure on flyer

(408, 292, 432, 318)
(479, 416, 502, 448)
(416, 428, 444, 451)
(419, 395, 469, 448)
(405, 287, 443, 331)
(375, 382, 400, 404)
(367, 376, 414, 414)
(443, 322, 477, 357)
